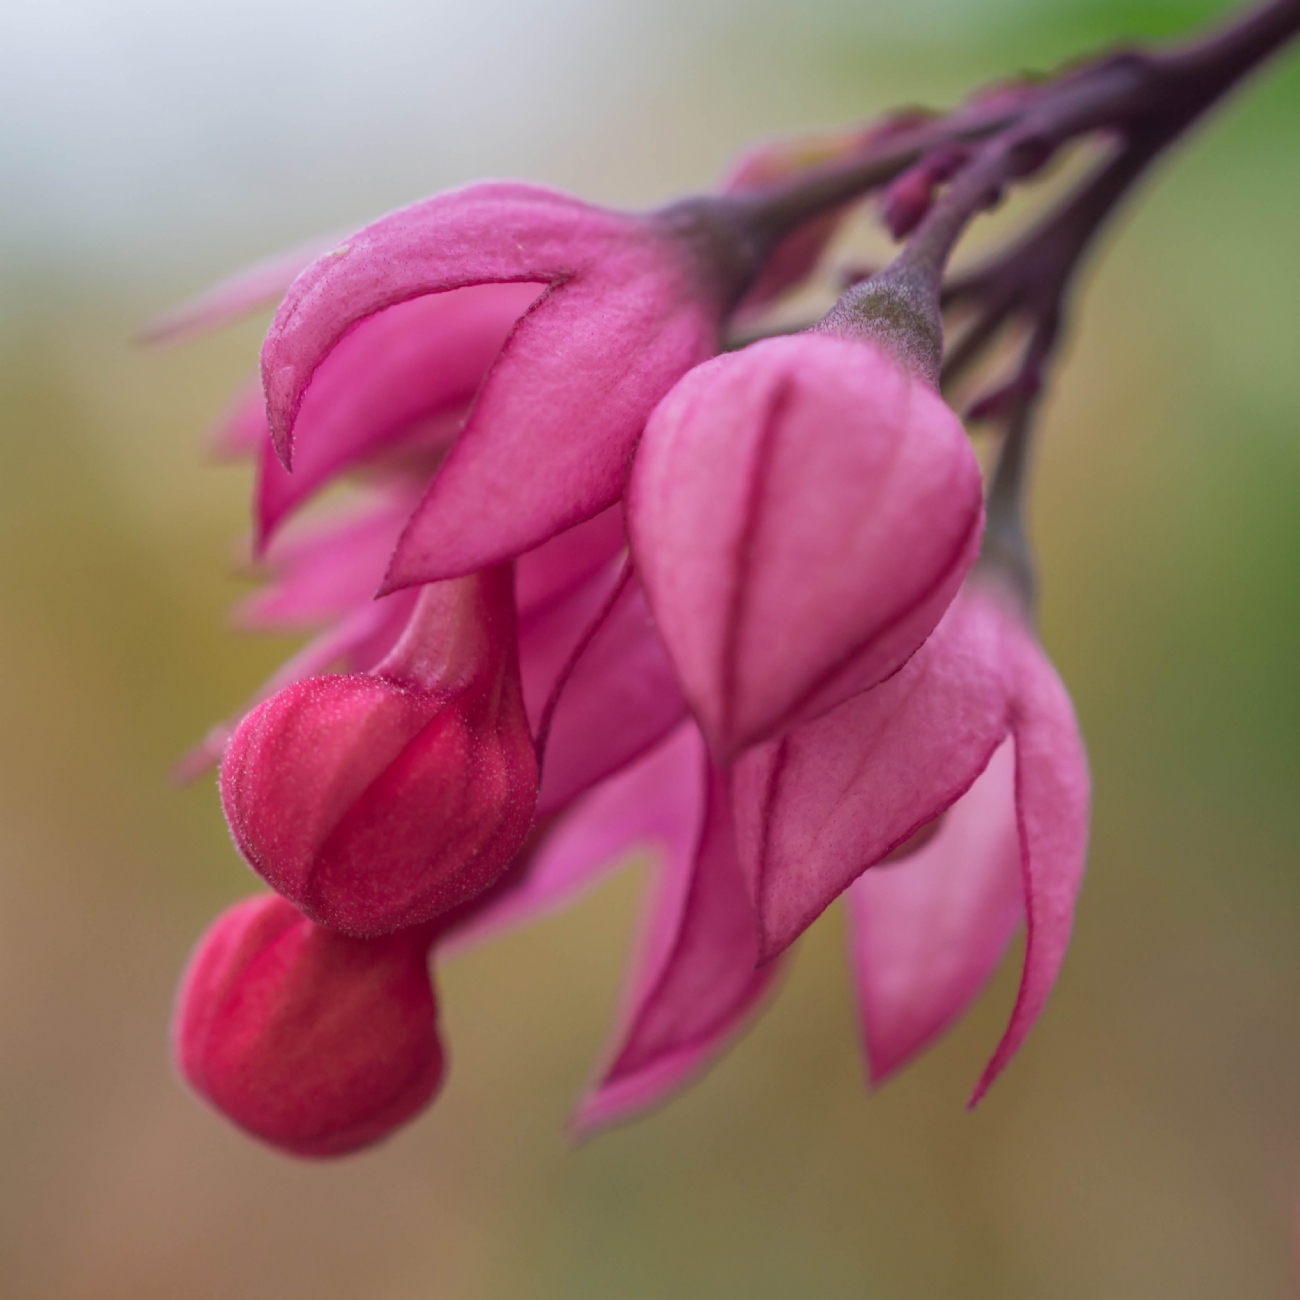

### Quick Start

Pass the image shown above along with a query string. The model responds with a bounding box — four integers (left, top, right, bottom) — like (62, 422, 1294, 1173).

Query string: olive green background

(2, 0, 1299, 1295)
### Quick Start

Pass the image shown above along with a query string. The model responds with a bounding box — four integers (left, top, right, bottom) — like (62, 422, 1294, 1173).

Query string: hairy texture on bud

(629, 332, 983, 759)
(221, 569, 538, 936)
(173, 894, 444, 1157)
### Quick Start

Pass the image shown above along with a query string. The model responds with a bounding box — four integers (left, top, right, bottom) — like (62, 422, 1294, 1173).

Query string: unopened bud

(630, 329, 983, 758)
(173, 894, 444, 1157)
(221, 568, 539, 936)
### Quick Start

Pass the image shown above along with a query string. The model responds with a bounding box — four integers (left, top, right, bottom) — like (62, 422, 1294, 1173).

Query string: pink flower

(173, 893, 444, 1157)
(162, 151, 1091, 1151)
(250, 282, 539, 549)
(732, 574, 1090, 1101)
(220, 567, 539, 936)
(628, 332, 984, 759)
(260, 182, 765, 588)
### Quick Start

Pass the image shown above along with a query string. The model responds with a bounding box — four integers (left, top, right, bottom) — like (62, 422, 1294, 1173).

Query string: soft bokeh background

(2, 0, 1299, 1295)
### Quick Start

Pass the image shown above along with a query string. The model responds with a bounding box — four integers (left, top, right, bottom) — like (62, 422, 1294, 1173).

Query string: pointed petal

(846, 738, 1022, 1085)
(383, 272, 718, 586)
(261, 183, 639, 464)
(629, 334, 983, 759)
(968, 600, 1090, 1107)
(732, 588, 1012, 961)
(574, 745, 782, 1134)
(518, 557, 627, 732)
(440, 724, 703, 954)
(255, 283, 538, 545)
(140, 233, 345, 346)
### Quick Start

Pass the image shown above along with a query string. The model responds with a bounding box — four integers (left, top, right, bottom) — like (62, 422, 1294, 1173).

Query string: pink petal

(259, 183, 721, 581)
(518, 557, 627, 729)
(846, 737, 1022, 1085)
(574, 736, 782, 1134)
(732, 587, 1012, 961)
(140, 233, 346, 346)
(525, 566, 688, 818)
(262, 183, 644, 465)
(968, 591, 1090, 1107)
(255, 283, 539, 546)
(629, 333, 983, 759)
(441, 723, 702, 955)
(383, 273, 718, 587)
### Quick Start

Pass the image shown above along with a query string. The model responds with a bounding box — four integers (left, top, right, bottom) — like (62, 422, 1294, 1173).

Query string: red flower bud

(173, 894, 444, 1157)
(221, 567, 539, 936)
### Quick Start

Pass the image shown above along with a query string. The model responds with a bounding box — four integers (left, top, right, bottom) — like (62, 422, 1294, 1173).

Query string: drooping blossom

(260, 182, 775, 588)
(174, 893, 444, 1157)
(732, 572, 1090, 1101)
(629, 330, 984, 759)
(220, 567, 540, 936)
(160, 131, 1092, 1157)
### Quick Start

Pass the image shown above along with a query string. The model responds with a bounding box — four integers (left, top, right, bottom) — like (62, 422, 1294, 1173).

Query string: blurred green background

(2, 0, 1299, 1295)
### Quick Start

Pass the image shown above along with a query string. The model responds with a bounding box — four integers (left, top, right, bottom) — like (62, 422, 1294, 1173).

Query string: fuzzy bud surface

(220, 568, 538, 936)
(173, 894, 444, 1157)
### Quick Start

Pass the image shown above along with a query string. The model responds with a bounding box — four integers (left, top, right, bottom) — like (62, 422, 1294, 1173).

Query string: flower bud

(221, 567, 539, 936)
(629, 332, 983, 759)
(173, 894, 444, 1157)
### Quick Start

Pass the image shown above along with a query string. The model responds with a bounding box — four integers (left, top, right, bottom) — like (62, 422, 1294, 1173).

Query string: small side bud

(221, 568, 539, 936)
(882, 146, 969, 241)
(173, 894, 444, 1157)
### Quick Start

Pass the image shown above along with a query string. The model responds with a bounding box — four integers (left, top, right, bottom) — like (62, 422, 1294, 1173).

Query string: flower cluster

(165, 148, 1090, 1157)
